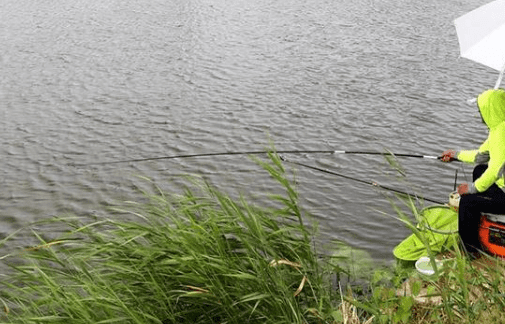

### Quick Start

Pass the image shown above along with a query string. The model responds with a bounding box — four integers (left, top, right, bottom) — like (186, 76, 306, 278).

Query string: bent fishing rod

(279, 156, 445, 205)
(71, 149, 447, 166)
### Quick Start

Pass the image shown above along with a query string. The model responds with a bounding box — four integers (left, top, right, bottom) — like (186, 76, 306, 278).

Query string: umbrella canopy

(455, 0, 505, 72)
(454, 0, 505, 88)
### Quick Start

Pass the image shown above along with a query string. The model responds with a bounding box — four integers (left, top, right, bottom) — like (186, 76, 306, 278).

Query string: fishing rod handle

(436, 156, 461, 162)
(333, 151, 442, 160)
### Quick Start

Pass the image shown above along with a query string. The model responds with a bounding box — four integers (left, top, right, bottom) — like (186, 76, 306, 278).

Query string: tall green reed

(0, 151, 344, 323)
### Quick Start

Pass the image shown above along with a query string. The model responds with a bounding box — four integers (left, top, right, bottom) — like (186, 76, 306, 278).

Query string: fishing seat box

(479, 213, 505, 258)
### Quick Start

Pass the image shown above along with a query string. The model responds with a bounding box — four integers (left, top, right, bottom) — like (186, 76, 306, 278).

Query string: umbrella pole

(494, 62, 505, 89)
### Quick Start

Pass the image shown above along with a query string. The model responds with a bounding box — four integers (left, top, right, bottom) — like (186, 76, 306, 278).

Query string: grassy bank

(0, 152, 505, 323)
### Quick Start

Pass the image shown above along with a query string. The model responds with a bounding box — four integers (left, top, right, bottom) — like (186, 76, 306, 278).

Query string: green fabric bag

(393, 206, 459, 261)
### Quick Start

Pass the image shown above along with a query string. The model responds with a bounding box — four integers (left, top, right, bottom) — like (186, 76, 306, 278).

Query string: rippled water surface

(0, 0, 498, 261)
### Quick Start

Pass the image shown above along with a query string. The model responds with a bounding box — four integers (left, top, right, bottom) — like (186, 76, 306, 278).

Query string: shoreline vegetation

(1, 152, 505, 323)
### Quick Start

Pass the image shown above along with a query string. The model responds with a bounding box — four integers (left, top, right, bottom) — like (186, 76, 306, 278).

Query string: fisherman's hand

(457, 183, 470, 195)
(441, 150, 457, 162)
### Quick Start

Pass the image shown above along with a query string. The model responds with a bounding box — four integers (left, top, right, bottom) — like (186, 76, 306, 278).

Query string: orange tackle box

(479, 213, 505, 258)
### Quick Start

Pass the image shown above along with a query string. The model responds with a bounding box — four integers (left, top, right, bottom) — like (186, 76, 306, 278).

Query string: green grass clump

(361, 193, 505, 324)
(362, 247, 505, 324)
(0, 152, 344, 323)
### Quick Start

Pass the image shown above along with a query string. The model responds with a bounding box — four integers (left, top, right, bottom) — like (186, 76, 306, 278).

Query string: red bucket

(478, 213, 505, 258)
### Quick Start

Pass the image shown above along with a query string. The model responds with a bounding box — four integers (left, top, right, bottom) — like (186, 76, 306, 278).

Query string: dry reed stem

(293, 276, 307, 297)
(269, 259, 306, 296)
(24, 240, 64, 251)
(269, 259, 302, 268)
(339, 284, 375, 324)
(184, 285, 210, 294)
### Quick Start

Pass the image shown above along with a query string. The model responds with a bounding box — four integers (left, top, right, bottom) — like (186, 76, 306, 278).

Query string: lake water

(0, 0, 498, 262)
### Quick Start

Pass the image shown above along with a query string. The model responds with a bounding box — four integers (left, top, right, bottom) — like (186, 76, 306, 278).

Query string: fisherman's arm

(473, 131, 505, 192)
(442, 139, 490, 163)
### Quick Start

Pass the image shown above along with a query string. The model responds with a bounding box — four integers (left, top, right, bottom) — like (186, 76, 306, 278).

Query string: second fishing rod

(278, 155, 445, 205)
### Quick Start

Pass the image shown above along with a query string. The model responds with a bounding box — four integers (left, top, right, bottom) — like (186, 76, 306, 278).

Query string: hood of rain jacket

(457, 89, 505, 192)
(478, 89, 505, 129)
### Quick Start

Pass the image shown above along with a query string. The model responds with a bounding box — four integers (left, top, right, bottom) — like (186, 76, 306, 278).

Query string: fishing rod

(70, 149, 445, 166)
(279, 156, 445, 205)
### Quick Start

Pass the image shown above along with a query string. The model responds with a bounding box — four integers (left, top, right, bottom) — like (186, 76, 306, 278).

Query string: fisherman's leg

(471, 163, 505, 202)
(459, 164, 505, 252)
(458, 190, 505, 253)
(459, 164, 489, 251)
(458, 194, 484, 252)
(472, 164, 488, 181)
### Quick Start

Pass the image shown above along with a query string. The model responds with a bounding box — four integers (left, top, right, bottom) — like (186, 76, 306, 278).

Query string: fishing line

(70, 149, 445, 167)
(279, 156, 445, 205)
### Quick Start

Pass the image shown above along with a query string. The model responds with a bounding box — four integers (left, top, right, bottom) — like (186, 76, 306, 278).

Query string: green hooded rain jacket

(457, 89, 505, 193)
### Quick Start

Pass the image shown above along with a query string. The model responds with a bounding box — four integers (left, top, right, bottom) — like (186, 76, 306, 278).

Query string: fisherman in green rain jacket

(441, 89, 505, 254)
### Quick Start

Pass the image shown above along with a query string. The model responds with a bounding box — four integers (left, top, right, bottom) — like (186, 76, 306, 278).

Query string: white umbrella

(454, 0, 505, 88)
